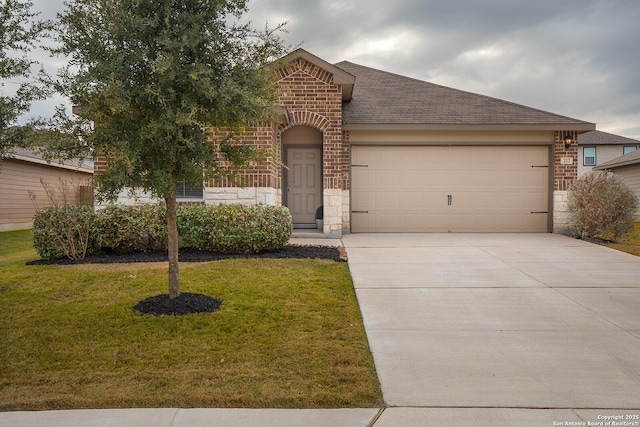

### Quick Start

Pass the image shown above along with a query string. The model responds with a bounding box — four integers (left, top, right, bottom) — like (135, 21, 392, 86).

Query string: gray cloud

(24, 0, 640, 139)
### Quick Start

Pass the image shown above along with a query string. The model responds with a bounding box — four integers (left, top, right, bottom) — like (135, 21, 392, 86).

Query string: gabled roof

(578, 130, 640, 146)
(334, 61, 595, 131)
(280, 49, 355, 101)
(595, 148, 640, 170)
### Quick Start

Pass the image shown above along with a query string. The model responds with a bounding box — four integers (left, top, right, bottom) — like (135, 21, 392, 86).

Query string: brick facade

(554, 130, 579, 191)
(201, 57, 348, 236)
(276, 58, 346, 191)
(93, 49, 593, 236)
(553, 130, 579, 233)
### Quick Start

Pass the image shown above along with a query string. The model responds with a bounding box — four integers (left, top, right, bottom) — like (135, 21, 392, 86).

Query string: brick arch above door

(279, 110, 331, 133)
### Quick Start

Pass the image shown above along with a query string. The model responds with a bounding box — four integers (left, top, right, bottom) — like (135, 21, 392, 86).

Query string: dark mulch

(133, 293, 222, 316)
(27, 245, 346, 266)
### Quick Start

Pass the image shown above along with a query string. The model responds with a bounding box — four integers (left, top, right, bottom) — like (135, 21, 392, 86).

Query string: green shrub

(176, 204, 216, 249)
(568, 171, 639, 241)
(210, 204, 293, 253)
(32, 205, 99, 260)
(177, 204, 292, 253)
(96, 204, 168, 254)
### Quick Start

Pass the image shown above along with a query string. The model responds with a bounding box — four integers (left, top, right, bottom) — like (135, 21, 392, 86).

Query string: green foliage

(32, 203, 293, 259)
(184, 204, 293, 253)
(47, 0, 288, 201)
(0, 0, 50, 156)
(177, 204, 293, 253)
(176, 203, 216, 250)
(568, 171, 639, 241)
(32, 205, 99, 260)
(41, 0, 288, 296)
(96, 204, 167, 254)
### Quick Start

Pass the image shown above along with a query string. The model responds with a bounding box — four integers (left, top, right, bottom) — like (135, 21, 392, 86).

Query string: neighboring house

(595, 149, 640, 219)
(578, 130, 640, 175)
(0, 148, 93, 231)
(98, 48, 596, 236)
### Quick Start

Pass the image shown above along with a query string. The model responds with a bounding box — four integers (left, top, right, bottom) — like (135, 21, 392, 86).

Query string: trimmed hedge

(176, 203, 217, 250)
(205, 204, 293, 253)
(177, 204, 293, 253)
(32, 203, 293, 259)
(96, 204, 168, 254)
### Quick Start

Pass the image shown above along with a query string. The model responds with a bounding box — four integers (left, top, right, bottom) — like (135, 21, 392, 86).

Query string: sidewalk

(0, 408, 382, 427)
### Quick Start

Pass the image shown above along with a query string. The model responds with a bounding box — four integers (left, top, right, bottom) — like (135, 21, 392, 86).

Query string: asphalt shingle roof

(334, 61, 594, 128)
(595, 148, 640, 169)
(578, 130, 640, 146)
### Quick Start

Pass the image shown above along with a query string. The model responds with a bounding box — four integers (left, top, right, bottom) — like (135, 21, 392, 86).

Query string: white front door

(287, 148, 322, 226)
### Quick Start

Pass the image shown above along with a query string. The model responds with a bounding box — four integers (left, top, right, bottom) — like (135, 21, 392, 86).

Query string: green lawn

(0, 230, 382, 410)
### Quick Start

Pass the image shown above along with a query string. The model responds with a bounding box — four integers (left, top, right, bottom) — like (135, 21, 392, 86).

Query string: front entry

(286, 147, 322, 227)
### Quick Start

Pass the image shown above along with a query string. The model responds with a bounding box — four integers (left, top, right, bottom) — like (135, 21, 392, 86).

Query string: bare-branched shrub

(567, 171, 638, 241)
(30, 178, 99, 260)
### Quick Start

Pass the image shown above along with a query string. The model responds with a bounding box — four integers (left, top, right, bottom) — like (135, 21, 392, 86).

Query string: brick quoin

(554, 130, 578, 191)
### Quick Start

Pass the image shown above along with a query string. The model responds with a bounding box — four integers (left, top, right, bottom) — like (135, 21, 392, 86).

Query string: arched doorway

(282, 126, 323, 228)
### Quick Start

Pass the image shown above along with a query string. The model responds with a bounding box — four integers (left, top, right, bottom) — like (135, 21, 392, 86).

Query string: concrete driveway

(344, 233, 640, 425)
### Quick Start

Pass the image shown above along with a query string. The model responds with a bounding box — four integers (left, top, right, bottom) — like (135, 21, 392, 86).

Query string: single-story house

(0, 148, 93, 231)
(578, 130, 640, 175)
(99, 48, 596, 236)
(595, 149, 640, 219)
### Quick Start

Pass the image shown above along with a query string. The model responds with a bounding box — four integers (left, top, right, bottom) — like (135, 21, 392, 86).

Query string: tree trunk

(166, 192, 180, 299)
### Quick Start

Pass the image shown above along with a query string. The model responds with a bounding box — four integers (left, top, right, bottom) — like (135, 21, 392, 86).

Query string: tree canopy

(0, 0, 49, 156)
(52, 0, 287, 199)
(48, 0, 288, 298)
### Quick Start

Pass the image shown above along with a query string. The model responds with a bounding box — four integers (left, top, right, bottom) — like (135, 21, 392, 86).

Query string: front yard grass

(600, 222, 640, 257)
(0, 230, 382, 410)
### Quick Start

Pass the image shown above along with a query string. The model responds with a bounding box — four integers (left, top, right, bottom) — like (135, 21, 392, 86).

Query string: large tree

(50, 0, 287, 298)
(0, 0, 49, 156)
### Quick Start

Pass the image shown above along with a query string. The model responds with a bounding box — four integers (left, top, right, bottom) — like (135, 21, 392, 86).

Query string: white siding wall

(611, 166, 640, 219)
(578, 145, 633, 175)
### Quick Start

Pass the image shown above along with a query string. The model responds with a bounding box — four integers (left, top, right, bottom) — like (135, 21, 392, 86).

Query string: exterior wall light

(564, 133, 574, 149)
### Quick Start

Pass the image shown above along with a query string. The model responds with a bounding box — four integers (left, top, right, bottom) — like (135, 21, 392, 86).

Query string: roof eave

(594, 159, 640, 170)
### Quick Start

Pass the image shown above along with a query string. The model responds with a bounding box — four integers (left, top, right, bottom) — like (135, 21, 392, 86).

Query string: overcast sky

(27, 0, 640, 140)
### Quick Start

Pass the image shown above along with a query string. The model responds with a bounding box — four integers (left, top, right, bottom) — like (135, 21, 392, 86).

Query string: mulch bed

(133, 293, 222, 316)
(27, 245, 347, 266)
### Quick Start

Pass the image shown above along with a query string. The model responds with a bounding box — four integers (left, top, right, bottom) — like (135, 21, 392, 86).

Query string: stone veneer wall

(553, 130, 579, 233)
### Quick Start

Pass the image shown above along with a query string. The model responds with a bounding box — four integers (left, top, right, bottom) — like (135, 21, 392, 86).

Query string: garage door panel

(376, 170, 401, 187)
(352, 191, 376, 211)
(400, 192, 425, 209)
(351, 146, 549, 233)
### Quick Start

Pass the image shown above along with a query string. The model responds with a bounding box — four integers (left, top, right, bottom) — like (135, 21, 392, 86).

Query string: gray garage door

(351, 146, 549, 232)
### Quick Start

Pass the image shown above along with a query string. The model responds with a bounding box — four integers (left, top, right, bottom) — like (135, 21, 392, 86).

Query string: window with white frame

(623, 146, 638, 155)
(583, 147, 596, 166)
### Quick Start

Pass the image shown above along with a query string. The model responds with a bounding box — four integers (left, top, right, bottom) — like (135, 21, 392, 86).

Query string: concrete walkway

(3, 233, 640, 426)
(345, 233, 640, 426)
